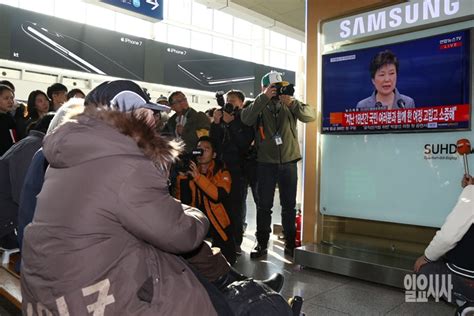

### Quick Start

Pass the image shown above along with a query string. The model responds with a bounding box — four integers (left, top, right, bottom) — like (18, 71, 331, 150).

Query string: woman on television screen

(356, 50, 415, 110)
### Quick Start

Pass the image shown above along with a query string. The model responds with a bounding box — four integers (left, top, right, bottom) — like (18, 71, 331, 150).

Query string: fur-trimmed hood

(43, 110, 182, 170)
(22, 110, 216, 316)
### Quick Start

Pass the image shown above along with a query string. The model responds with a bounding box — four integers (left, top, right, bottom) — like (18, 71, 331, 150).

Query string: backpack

(222, 279, 293, 316)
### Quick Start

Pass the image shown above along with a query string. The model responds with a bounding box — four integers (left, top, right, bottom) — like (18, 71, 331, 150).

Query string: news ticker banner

(319, 131, 470, 228)
(321, 29, 470, 134)
(325, 104, 470, 133)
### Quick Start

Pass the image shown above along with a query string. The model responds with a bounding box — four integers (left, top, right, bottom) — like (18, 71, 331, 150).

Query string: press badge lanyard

(267, 103, 283, 146)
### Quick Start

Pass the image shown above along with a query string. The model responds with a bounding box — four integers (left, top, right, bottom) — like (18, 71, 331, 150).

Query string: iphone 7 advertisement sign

(5, 5, 295, 96)
(9, 7, 145, 80)
(162, 45, 256, 97)
(156, 43, 295, 97)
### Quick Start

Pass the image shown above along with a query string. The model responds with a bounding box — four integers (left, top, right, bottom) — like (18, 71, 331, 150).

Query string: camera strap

(257, 113, 265, 140)
(266, 102, 282, 137)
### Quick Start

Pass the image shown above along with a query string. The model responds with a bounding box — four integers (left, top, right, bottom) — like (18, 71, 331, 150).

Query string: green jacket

(241, 93, 316, 164)
(163, 107, 210, 152)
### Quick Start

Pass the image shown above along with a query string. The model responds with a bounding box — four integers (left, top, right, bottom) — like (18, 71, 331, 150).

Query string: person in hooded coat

(21, 81, 218, 315)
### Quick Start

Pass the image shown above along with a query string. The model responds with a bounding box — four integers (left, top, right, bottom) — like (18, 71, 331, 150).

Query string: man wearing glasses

(163, 91, 210, 152)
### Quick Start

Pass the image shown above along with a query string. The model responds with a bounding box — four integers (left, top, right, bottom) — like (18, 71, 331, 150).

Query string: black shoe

(455, 302, 474, 316)
(250, 244, 267, 259)
(235, 245, 242, 256)
(454, 292, 474, 316)
(284, 246, 294, 257)
(260, 273, 284, 292)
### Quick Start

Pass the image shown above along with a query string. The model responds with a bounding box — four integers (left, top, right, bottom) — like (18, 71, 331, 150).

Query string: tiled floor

(234, 232, 456, 315)
(236, 189, 457, 316)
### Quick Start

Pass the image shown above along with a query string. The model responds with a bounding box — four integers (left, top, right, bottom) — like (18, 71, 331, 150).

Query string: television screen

(321, 30, 471, 133)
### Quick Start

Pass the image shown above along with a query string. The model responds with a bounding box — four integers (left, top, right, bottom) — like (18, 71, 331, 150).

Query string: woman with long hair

(0, 84, 16, 156)
(27, 90, 50, 122)
(16, 90, 51, 137)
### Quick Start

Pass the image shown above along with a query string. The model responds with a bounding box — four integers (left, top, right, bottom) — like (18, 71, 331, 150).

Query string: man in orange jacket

(175, 136, 236, 264)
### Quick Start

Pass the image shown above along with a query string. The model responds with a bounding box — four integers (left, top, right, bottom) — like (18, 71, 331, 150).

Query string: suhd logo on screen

(424, 143, 458, 160)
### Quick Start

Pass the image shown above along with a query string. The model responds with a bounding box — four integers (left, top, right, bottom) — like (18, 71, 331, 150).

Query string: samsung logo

(339, 0, 460, 39)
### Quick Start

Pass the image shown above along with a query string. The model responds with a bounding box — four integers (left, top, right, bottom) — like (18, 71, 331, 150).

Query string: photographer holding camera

(241, 71, 316, 259)
(175, 136, 236, 264)
(210, 90, 254, 255)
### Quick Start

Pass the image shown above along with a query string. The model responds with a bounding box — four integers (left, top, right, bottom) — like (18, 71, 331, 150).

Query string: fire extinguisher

(295, 210, 302, 247)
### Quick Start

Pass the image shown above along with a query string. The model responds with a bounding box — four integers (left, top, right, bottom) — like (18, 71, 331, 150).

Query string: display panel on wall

(9, 6, 146, 80)
(2, 5, 295, 98)
(321, 30, 471, 134)
(156, 44, 294, 98)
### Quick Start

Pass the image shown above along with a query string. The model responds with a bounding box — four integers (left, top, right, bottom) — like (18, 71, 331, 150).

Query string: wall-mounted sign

(1, 4, 294, 98)
(323, 0, 473, 45)
(86, 0, 163, 22)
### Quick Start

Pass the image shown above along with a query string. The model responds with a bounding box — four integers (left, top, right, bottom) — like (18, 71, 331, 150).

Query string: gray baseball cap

(85, 80, 170, 112)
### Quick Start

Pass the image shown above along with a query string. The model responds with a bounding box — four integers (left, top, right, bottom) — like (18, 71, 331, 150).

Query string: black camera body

(176, 148, 204, 172)
(222, 102, 236, 115)
(215, 91, 236, 115)
(216, 91, 225, 107)
(274, 83, 295, 97)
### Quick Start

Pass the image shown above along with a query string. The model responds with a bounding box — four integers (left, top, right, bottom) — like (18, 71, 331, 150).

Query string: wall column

(302, 0, 402, 244)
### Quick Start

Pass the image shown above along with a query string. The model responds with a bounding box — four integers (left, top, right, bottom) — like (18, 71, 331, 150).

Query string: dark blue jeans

(241, 167, 258, 230)
(256, 162, 297, 248)
(227, 165, 244, 248)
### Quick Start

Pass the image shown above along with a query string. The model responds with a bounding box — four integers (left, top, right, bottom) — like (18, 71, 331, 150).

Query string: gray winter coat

(21, 111, 216, 315)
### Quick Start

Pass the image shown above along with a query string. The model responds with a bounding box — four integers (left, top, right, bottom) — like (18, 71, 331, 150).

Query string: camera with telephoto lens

(215, 91, 236, 115)
(176, 148, 204, 173)
(274, 83, 295, 97)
